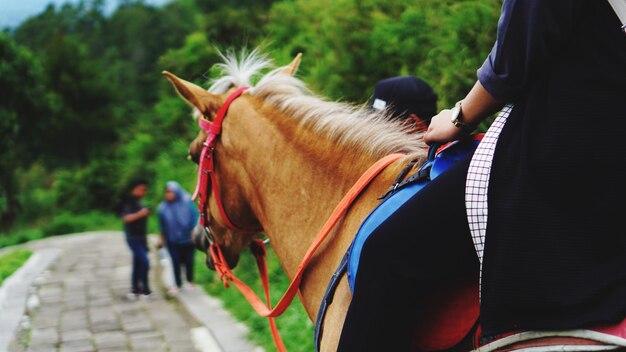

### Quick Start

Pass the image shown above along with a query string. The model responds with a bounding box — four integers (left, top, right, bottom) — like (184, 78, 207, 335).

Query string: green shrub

(41, 211, 120, 237)
(41, 212, 89, 237)
(0, 228, 43, 249)
(53, 159, 121, 214)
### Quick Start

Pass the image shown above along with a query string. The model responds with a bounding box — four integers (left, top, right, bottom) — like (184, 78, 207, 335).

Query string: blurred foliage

(40, 210, 118, 237)
(0, 33, 57, 228)
(266, 0, 501, 106)
(0, 211, 119, 249)
(1, 0, 504, 349)
(1, 0, 503, 229)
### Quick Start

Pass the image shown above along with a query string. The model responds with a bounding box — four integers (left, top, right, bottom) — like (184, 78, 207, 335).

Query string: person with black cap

(370, 75, 437, 133)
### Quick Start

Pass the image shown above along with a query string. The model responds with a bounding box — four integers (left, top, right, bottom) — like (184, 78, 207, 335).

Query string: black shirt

(119, 196, 147, 238)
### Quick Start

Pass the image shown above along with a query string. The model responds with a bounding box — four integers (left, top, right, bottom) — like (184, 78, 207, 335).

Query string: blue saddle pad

(347, 138, 480, 292)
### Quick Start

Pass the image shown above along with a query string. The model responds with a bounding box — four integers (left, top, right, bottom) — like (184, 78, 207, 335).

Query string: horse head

(162, 51, 303, 270)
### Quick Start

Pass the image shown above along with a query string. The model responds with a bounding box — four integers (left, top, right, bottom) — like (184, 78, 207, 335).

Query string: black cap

(370, 76, 438, 124)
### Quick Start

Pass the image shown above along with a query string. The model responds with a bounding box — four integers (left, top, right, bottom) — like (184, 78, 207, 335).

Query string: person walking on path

(338, 1, 626, 351)
(116, 178, 152, 300)
(157, 181, 199, 295)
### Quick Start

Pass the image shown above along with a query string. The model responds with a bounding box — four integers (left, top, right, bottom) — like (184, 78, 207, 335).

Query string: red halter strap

(192, 86, 260, 235)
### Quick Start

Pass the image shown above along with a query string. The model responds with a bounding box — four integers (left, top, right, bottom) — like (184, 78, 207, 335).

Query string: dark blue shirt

(477, 0, 585, 101)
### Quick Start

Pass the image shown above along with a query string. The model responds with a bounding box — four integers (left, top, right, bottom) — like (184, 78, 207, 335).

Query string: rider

(339, 1, 626, 350)
(369, 75, 438, 133)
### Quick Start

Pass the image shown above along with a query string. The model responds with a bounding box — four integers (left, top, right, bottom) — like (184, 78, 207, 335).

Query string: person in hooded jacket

(157, 181, 199, 294)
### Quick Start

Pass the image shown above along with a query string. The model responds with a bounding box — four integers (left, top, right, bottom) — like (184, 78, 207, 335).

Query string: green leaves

(0, 33, 55, 228)
(263, 0, 502, 106)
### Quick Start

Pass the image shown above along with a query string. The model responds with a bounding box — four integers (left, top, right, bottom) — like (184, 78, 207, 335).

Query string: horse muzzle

(204, 249, 240, 271)
(192, 225, 212, 253)
(192, 226, 240, 270)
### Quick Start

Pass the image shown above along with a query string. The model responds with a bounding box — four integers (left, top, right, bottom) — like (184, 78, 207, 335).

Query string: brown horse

(162, 49, 479, 351)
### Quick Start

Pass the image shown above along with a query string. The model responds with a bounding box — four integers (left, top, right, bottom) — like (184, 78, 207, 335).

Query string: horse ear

(279, 53, 302, 77)
(162, 71, 222, 117)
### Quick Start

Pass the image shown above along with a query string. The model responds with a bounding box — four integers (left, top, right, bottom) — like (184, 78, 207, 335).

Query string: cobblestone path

(8, 232, 200, 352)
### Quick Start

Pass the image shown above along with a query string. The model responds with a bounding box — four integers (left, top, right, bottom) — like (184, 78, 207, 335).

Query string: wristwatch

(450, 100, 473, 131)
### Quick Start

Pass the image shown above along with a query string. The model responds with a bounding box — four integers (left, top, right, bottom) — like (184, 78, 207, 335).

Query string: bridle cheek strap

(192, 86, 259, 234)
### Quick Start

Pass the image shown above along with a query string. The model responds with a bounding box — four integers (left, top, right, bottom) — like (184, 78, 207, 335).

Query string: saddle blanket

(347, 136, 482, 292)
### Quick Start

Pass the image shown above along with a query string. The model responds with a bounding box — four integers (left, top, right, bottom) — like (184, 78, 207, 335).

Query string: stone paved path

(6, 232, 203, 352)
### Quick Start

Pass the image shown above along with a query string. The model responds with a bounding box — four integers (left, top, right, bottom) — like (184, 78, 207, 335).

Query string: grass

(195, 244, 315, 352)
(0, 248, 33, 286)
(0, 210, 121, 249)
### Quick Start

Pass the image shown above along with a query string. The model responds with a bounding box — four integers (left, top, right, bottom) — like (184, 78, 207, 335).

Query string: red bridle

(192, 86, 405, 352)
(192, 86, 261, 235)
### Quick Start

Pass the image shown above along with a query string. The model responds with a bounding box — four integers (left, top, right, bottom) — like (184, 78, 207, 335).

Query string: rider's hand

(423, 109, 468, 145)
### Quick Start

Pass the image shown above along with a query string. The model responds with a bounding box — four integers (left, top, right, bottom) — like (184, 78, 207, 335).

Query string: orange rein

(208, 153, 405, 352)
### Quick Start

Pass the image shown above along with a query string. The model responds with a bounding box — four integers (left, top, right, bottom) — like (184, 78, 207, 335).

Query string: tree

(266, 0, 500, 106)
(0, 33, 56, 228)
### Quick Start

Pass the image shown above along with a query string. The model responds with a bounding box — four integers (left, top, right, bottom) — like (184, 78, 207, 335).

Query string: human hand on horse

(424, 107, 470, 145)
(424, 81, 503, 145)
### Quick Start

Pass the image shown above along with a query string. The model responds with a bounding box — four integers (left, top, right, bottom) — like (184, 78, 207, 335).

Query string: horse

(162, 50, 626, 352)
(161, 49, 479, 351)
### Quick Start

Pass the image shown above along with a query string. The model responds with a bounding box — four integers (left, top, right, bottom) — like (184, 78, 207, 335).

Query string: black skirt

(480, 2, 626, 336)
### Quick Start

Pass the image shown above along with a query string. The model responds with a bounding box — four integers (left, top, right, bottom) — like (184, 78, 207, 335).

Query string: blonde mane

(207, 49, 428, 160)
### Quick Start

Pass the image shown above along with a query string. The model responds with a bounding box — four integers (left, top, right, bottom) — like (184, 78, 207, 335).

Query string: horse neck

(227, 103, 405, 318)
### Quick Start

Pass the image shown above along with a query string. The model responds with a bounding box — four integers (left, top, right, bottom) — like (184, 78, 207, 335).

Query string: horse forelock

(205, 48, 428, 161)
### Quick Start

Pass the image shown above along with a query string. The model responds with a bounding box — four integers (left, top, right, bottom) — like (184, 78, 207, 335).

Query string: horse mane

(206, 49, 428, 160)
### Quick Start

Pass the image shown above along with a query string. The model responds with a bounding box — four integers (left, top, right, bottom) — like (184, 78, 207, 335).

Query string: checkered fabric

(465, 104, 513, 294)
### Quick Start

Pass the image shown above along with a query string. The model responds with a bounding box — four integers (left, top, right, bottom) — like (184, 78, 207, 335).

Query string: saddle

(315, 136, 483, 351)
(347, 136, 483, 293)
(472, 316, 626, 351)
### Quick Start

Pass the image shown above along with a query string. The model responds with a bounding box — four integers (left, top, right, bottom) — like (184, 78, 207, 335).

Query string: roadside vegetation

(0, 248, 33, 286)
(0, 211, 120, 248)
(195, 246, 314, 351)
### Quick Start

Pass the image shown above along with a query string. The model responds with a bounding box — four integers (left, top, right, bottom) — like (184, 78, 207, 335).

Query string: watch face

(451, 106, 461, 124)
(450, 104, 465, 128)
(452, 106, 459, 118)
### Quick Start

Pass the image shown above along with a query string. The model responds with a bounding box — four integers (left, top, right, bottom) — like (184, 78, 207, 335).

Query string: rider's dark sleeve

(477, 0, 586, 101)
